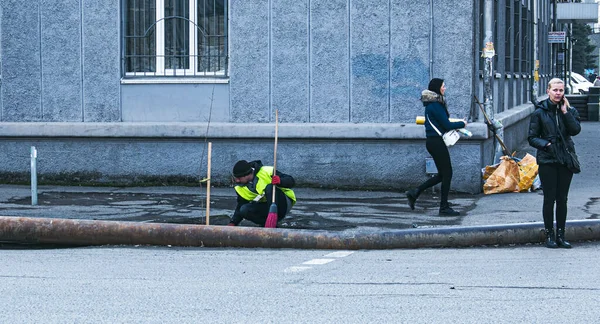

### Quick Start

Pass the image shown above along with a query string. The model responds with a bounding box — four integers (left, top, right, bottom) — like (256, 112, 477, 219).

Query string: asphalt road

(2, 243, 600, 323)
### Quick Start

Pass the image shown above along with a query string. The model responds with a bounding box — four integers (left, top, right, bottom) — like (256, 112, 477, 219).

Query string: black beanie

(428, 78, 445, 95)
(232, 160, 253, 177)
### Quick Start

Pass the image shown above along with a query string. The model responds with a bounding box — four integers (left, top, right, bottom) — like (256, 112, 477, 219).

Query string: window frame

(122, 0, 228, 78)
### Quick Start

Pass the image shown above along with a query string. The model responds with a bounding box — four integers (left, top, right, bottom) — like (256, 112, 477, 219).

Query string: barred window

(123, 0, 228, 77)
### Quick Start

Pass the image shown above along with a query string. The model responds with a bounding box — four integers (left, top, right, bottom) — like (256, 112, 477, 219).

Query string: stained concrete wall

(229, 0, 474, 124)
(120, 83, 230, 122)
(1, 0, 477, 123)
(0, 138, 485, 192)
(0, 1, 540, 194)
(0, 0, 120, 122)
(0, 121, 490, 193)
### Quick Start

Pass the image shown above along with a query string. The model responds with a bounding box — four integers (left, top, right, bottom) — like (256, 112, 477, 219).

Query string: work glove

(271, 175, 281, 185)
(227, 222, 236, 226)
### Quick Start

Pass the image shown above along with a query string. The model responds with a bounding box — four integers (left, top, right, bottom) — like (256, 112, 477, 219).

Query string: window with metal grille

(123, 0, 228, 78)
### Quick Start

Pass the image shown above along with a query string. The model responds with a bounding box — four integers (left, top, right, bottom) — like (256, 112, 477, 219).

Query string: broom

(265, 110, 279, 228)
(473, 95, 511, 157)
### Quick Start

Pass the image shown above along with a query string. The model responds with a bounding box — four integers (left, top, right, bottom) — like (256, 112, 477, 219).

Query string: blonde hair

(547, 78, 564, 89)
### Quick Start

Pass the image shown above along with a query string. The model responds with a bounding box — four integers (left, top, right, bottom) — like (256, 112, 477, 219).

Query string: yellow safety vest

(234, 166, 296, 205)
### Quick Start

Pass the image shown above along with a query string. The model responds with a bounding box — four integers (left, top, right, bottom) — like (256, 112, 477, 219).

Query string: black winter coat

(528, 98, 581, 165)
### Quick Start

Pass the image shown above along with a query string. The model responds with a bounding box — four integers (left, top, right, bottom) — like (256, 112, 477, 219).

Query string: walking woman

(528, 78, 581, 248)
(406, 78, 467, 216)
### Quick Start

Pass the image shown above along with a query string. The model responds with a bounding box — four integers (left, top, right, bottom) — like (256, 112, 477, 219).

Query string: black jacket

(421, 90, 466, 137)
(528, 99, 581, 165)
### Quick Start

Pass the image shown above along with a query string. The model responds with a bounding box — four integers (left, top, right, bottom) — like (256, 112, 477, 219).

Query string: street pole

(483, 0, 504, 161)
(553, 0, 558, 76)
(532, 0, 539, 102)
(569, 22, 574, 89)
(483, 0, 494, 120)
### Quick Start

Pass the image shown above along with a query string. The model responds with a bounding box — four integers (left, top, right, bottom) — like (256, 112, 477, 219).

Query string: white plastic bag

(442, 130, 460, 147)
(532, 174, 542, 191)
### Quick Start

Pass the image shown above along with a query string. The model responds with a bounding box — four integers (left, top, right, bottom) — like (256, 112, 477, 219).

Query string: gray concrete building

(0, 1, 556, 193)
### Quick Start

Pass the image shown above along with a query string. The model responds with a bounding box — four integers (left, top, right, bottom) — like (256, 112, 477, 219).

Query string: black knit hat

(428, 78, 445, 95)
(232, 160, 253, 177)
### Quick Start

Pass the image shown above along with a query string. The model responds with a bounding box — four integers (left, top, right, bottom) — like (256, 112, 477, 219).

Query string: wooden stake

(206, 142, 212, 225)
(272, 110, 278, 203)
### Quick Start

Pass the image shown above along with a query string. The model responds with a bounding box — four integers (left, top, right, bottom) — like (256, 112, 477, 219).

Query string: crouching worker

(227, 160, 296, 227)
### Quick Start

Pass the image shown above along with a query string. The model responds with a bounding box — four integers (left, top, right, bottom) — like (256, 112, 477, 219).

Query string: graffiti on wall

(351, 54, 429, 101)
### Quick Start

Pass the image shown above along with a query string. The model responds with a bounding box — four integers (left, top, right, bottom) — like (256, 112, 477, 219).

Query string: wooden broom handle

(272, 110, 278, 203)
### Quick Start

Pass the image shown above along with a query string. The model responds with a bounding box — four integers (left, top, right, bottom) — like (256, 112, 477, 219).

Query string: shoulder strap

(427, 114, 443, 136)
(555, 112, 572, 153)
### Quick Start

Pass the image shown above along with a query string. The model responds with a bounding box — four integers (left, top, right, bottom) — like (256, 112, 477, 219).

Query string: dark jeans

(417, 136, 453, 207)
(538, 163, 573, 230)
(239, 185, 291, 226)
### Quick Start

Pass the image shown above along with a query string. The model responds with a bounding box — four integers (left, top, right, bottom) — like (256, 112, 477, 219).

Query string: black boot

(439, 202, 460, 216)
(544, 228, 558, 249)
(406, 189, 419, 210)
(556, 228, 572, 249)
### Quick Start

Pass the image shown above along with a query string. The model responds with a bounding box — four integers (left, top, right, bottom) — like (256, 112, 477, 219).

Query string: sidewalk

(0, 122, 598, 235)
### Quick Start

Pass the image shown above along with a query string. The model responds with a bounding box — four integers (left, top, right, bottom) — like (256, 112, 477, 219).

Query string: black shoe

(544, 229, 558, 249)
(406, 189, 418, 210)
(556, 228, 572, 249)
(439, 206, 460, 216)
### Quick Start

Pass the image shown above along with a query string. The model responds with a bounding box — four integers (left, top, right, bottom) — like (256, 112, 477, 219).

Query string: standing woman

(406, 78, 467, 216)
(528, 78, 581, 248)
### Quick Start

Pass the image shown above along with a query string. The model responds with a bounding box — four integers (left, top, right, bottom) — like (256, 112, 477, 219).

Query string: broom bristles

(265, 203, 278, 228)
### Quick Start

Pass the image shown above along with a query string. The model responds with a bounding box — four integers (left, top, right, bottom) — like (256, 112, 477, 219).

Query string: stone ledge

(0, 100, 536, 140)
(0, 121, 491, 140)
(494, 101, 536, 128)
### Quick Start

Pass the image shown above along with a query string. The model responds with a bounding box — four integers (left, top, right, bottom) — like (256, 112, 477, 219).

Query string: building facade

(0, 0, 555, 193)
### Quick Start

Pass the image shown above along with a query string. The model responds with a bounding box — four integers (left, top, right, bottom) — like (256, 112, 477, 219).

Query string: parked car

(567, 72, 594, 94)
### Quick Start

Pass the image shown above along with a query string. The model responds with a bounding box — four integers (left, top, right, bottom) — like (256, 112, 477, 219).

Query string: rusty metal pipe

(1, 217, 600, 249)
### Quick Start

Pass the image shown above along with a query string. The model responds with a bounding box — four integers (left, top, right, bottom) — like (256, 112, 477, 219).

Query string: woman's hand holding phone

(560, 97, 569, 114)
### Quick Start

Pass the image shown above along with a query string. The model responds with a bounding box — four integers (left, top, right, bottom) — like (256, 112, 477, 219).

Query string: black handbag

(555, 112, 581, 174)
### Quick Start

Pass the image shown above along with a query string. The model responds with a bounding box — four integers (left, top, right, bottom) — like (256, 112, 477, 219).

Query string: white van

(567, 72, 594, 94)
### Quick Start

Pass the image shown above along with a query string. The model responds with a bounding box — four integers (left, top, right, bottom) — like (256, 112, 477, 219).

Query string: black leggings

(418, 136, 453, 206)
(538, 163, 573, 230)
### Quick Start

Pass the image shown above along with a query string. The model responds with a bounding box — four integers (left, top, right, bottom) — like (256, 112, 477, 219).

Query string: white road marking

(284, 266, 312, 273)
(324, 251, 355, 258)
(303, 258, 335, 265)
(285, 251, 355, 273)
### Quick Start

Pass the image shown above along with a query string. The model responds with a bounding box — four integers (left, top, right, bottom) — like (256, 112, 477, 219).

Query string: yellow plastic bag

(483, 156, 520, 194)
(517, 153, 538, 192)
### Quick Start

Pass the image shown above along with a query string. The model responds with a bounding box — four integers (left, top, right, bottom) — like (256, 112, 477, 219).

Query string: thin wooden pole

(206, 142, 212, 225)
(272, 110, 278, 203)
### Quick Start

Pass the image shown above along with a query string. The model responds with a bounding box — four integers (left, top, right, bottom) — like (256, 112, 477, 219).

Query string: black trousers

(417, 136, 453, 206)
(538, 163, 574, 230)
(239, 185, 291, 226)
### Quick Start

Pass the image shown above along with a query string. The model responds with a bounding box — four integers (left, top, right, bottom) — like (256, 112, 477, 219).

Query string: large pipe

(1, 217, 600, 249)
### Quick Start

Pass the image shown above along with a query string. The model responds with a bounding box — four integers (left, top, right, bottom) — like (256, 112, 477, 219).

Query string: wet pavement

(0, 183, 597, 235)
(2, 187, 476, 232)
